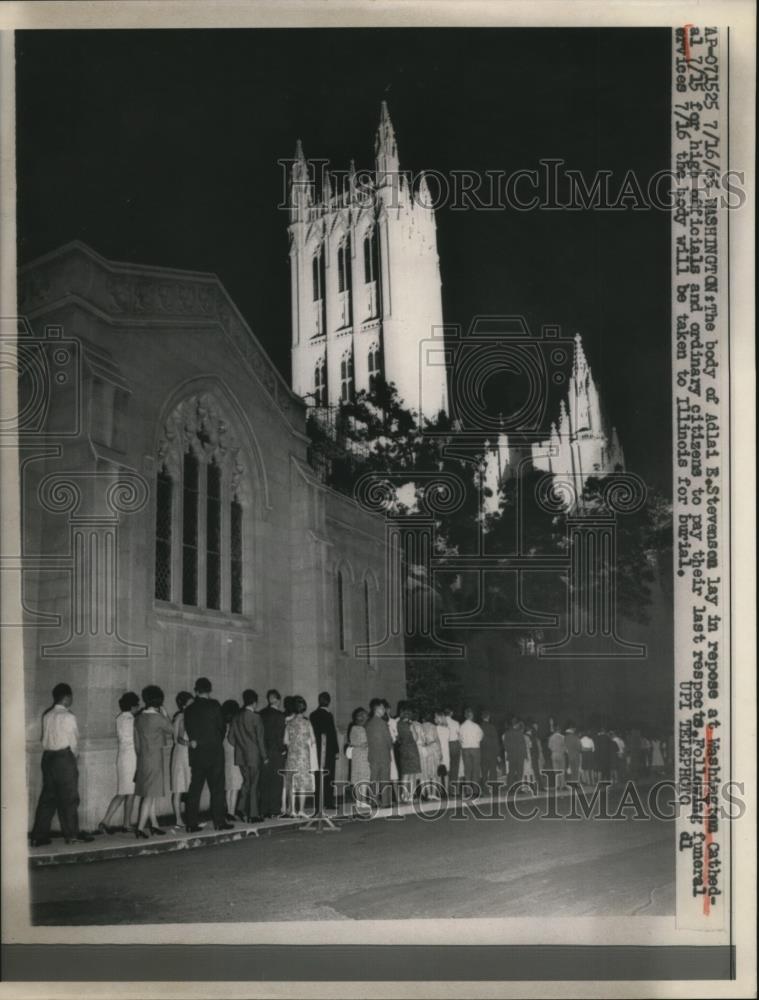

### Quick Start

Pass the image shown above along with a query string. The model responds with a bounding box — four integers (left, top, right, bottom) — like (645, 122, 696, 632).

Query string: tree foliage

(307, 381, 673, 684)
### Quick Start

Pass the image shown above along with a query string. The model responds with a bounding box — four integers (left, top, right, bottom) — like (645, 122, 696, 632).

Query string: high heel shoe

(135, 828, 150, 839)
(149, 825, 166, 836)
(97, 822, 111, 835)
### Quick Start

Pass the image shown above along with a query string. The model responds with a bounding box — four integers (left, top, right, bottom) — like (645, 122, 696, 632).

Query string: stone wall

(20, 243, 405, 829)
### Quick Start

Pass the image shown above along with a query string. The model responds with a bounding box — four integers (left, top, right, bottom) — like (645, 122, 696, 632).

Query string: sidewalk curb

(28, 815, 344, 868)
(28, 785, 593, 868)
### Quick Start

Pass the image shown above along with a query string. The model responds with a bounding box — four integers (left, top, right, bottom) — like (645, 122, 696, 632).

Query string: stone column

(37, 468, 149, 659)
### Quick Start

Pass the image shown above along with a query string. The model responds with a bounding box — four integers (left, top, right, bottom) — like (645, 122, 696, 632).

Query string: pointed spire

(417, 171, 433, 209)
(289, 139, 312, 221)
(375, 100, 399, 180)
(572, 331, 589, 377)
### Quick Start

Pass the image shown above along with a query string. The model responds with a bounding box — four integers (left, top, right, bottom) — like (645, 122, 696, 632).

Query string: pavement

(30, 785, 675, 924)
(27, 785, 580, 867)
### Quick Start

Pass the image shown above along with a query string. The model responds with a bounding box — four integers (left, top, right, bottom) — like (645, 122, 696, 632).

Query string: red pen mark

(683, 24, 694, 64)
(703, 723, 712, 916)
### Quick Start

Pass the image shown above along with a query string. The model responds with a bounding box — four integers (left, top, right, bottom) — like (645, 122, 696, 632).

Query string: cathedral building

(288, 103, 448, 422)
(18, 241, 405, 830)
(482, 333, 625, 511)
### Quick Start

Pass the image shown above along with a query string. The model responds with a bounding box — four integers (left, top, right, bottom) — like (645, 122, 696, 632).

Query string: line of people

(30, 679, 671, 848)
(344, 704, 670, 803)
(30, 679, 343, 845)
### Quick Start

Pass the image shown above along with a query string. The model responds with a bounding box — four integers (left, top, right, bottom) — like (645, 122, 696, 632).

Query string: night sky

(15, 28, 672, 493)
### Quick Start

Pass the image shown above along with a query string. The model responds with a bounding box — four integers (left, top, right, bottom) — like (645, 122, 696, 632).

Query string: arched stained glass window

(206, 458, 222, 610)
(182, 451, 199, 606)
(154, 465, 173, 601)
(337, 570, 346, 651)
(230, 494, 243, 615)
(156, 394, 249, 616)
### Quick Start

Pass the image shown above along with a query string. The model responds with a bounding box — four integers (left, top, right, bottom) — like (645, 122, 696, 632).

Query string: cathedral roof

(18, 240, 305, 428)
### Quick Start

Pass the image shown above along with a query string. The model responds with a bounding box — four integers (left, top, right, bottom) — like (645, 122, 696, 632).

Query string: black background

(16, 28, 672, 493)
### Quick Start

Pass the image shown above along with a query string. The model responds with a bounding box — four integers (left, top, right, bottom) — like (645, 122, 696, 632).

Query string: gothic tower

(481, 333, 625, 512)
(531, 332, 625, 497)
(288, 103, 448, 421)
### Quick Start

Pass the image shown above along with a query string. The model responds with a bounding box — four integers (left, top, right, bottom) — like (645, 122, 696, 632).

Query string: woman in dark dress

(396, 702, 421, 802)
(134, 685, 174, 838)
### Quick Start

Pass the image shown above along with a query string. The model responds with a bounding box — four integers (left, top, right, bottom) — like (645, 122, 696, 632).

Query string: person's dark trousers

(31, 749, 80, 841)
(463, 747, 482, 779)
(313, 756, 337, 812)
(185, 752, 226, 828)
(260, 752, 285, 816)
(238, 763, 261, 818)
(481, 756, 499, 789)
(448, 740, 461, 792)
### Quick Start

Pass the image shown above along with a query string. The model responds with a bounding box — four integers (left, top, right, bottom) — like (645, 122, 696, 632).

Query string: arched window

(206, 458, 222, 610)
(230, 492, 243, 614)
(340, 350, 354, 403)
(337, 241, 350, 292)
(312, 246, 326, 301)
(154, 465, 173, 601)
(337, 570, 346, 651)
(314, 357, 327, 407)
(363, 229, 379, 283)
(367, 343, 381, 393)
(311, 246, 327, 336)
(155, 393, 248, 615)
(182, 451, 200, 606)
(336, 237, 353, 328)
(363, 578, 372, 665)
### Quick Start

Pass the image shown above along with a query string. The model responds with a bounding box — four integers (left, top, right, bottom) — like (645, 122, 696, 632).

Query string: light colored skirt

(224, 742, 243, 793)
(116, 746, 136, 796)
(171, 744, 191, 794)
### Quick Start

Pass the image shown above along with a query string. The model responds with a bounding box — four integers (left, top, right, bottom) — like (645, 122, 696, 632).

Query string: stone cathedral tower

(288, 103, 448, 421)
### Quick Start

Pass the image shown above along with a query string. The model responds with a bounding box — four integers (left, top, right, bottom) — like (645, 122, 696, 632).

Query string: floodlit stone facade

(19, 242, 405, 829)
(289, 103, 448, 421)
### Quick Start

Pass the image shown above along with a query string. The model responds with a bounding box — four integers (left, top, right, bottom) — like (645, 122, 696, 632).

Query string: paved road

(31, 799, 674, 924)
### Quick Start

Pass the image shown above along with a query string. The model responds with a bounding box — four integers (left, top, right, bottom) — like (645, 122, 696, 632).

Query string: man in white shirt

(444, 707, 461, 792)
(30, 683, 93, 847)
(459, 706, 484, 789)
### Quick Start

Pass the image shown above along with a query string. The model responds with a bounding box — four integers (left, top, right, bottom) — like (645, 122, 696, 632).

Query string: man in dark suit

(502, 719, 527, 789)
(228, 689, 267, 822)
(310, 691, 340, 811)
(595, 728, 613, 782)
(183, 677, 231, 832)
(259, 688, 286, 818)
